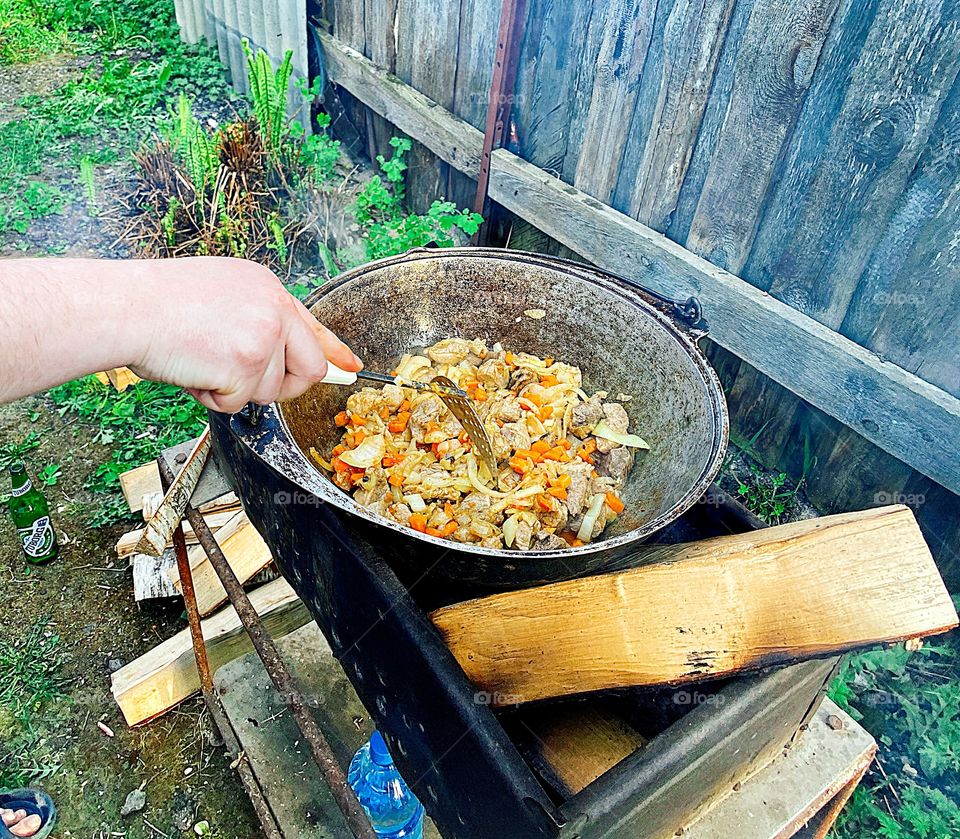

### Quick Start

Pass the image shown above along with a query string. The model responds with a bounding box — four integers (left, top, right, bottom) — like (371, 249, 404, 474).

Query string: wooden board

(167, 510, 273, 616)
(117, 509, 237, 559)
(518, 706, 646, 797)
(317, 30, 960, 497)
(132, 550, 179, 601)
(430, 506, 958, 705)
(119, 462, 163, 514)
(111, 577, 311, 726)
(136, 429, 211, 556)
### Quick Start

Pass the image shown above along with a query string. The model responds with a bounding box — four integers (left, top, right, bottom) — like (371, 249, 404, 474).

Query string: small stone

(826, 714, 844, 731)
(732, 781, 742, 791)
(120, 789, 146, 817)
(108, 658, 123, 673)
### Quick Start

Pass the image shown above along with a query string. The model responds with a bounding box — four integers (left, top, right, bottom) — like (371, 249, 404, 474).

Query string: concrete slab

(215, 622, 441, 838)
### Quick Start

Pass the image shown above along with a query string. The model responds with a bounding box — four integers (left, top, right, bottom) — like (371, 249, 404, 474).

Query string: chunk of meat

(533, 532, 569, 550)
(596, 402, 630, 452)
(492, 396, 522, 423)
(509, 368, 539, 391)
(537, 493, 568, 531)
(514, 518, 535, 551)
(426, 338, 487, 365)
(477, 358, 510, 390)
(559, 460, 594, 517)
(570, 396, 603, 438)
(594, 446, 635, 487)
(498, 421, 531, 455)
(497, 467, 523, 493)
(379, 384, 405, 411)
(409, 393, 445, 438)
(346, 388, 381, 418)
(456, 492, 491, 524)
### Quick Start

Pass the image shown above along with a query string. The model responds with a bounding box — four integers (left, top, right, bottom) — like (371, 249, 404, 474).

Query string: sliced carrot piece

(351, 414, 367, 426)
(558, 438, 571, 449)
(543, 357, 554, 366)
(388, 411, 411, 434)
(409, 513, 427, 532)
(350, 471, 366, 484)
(605, 492, 625, 514)
(540, 374, 559, 387)
(424, 420, 441, 434)
(334, 411, 350, 427)
(536, 494, 553, 511)
(399, 399, 411, 412)
(526, 392, 542, 407)
(353, 428, 366, 444)
(388, 474, 405, 487)
(509, 455, 532, 474)
(425, 526, 445, 537)
(444, 502, 455, 518)
(504, 351, 514, 366)
(539, 405, 554, 420)
(332, 444, 347, 457)
(442, 521, 458, 536)
(473, 386, 488, 402)
(531, 440, 551, 454)
(547, 486, 568, 500)
(543, 445, 566, 461)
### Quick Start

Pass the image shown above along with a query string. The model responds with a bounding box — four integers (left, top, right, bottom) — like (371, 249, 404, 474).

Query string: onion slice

(577, 493, 607, 542)
(339, 434, 386, 468)
(592, 419, 650, 450)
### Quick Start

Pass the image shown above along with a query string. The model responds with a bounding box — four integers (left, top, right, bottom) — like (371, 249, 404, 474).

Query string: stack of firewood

(110, 457, 311, 726)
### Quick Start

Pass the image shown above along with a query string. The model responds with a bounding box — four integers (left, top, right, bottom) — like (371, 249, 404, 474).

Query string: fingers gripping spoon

(243, 364, 498, 475)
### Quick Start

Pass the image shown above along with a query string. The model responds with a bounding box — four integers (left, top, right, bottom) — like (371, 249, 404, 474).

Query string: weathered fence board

(748, 0, 960, 328)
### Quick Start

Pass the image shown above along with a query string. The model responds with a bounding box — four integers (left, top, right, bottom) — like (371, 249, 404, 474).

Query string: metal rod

(357, 369, 467, 398)
(161, 463, 215, 696)
(157, 457, 379, 839)
(472, 0, 527, 242)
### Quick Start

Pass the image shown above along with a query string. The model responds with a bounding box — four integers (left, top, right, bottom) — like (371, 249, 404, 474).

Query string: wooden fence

(180, 0, 960, 585)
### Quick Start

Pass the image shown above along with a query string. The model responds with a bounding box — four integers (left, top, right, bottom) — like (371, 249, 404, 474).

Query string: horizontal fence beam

(320, 32, 960, 497)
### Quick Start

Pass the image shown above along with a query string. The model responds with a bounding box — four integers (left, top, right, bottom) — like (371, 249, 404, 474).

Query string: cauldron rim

(236, 247, 729, 566)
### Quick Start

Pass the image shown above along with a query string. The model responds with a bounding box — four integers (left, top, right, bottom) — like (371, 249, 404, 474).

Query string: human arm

(0, 256, 362, 412)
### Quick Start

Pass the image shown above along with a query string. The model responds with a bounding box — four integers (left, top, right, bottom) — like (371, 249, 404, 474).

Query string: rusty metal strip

(472, 0, 527, 240)
(157, 457, 378, 839)
(161, 463, 215, 697)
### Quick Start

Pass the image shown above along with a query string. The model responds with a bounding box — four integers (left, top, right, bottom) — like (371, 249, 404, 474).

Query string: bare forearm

(0, 256, 360, 411)
(0, 258, 151, 401)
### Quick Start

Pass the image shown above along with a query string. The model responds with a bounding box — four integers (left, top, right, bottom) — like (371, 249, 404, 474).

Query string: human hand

(129, 257, 361, 412)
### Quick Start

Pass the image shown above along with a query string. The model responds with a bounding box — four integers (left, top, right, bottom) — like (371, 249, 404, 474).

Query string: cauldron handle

(611, 274, 706, 336)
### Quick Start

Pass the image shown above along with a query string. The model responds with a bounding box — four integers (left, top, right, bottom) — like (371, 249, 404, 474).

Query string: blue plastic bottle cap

(369, 731, 394, 766)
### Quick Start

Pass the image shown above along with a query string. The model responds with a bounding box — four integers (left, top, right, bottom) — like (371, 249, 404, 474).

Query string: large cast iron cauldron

(215, 248, 728, 587)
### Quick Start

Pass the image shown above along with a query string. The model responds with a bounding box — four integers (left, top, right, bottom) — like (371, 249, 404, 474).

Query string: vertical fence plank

(682, 0, 841, 274)
(571, 0, 658, 204)
(748, 0, 960, 329)
(363, 0, 399, 163)
(447, 0, 501, 210)
(395, 0, 463, 209)
(513, 0, 598, 175)
(622, 0, 737, 232)
(839, 70, 960, 396)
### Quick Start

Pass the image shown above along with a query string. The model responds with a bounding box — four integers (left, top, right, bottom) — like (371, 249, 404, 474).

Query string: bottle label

(10, 479, 33, 498)
(18, 515, 55, 558)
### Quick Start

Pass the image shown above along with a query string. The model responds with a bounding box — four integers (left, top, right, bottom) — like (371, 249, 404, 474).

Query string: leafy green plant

(163, 93, 221, 191)
(829, 621, 960, 838)
(246, 43, 293, 157)
(78, 155, 98, 214)
(0, 433, 41, 470)
(37, 464, 62, 486)
(48, 376, 207, 523)
(0, 0, 74, 64)
(0, 181, 65, 234)
(350, 138, 482, 262)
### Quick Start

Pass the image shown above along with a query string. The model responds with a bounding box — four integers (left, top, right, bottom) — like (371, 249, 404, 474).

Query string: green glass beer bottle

(8, 462, 58, 564)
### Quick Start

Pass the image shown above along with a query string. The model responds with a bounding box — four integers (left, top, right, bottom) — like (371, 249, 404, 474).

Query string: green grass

(48, 375, 207, 525)
(0, 617, 69, 788)
(0, 0, 229, 238)
(829, 619, 960, 838)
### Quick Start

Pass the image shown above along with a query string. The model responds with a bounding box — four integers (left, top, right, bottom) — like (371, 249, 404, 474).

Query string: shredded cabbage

(339, 434, 386, 468)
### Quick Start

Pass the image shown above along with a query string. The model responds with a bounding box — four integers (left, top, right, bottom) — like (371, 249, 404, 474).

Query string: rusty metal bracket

(157, 456, 378, 839)
(472, 0, 527, 244)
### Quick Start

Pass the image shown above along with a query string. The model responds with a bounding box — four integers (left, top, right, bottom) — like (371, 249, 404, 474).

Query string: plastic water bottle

(348, 731, 424, 839)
